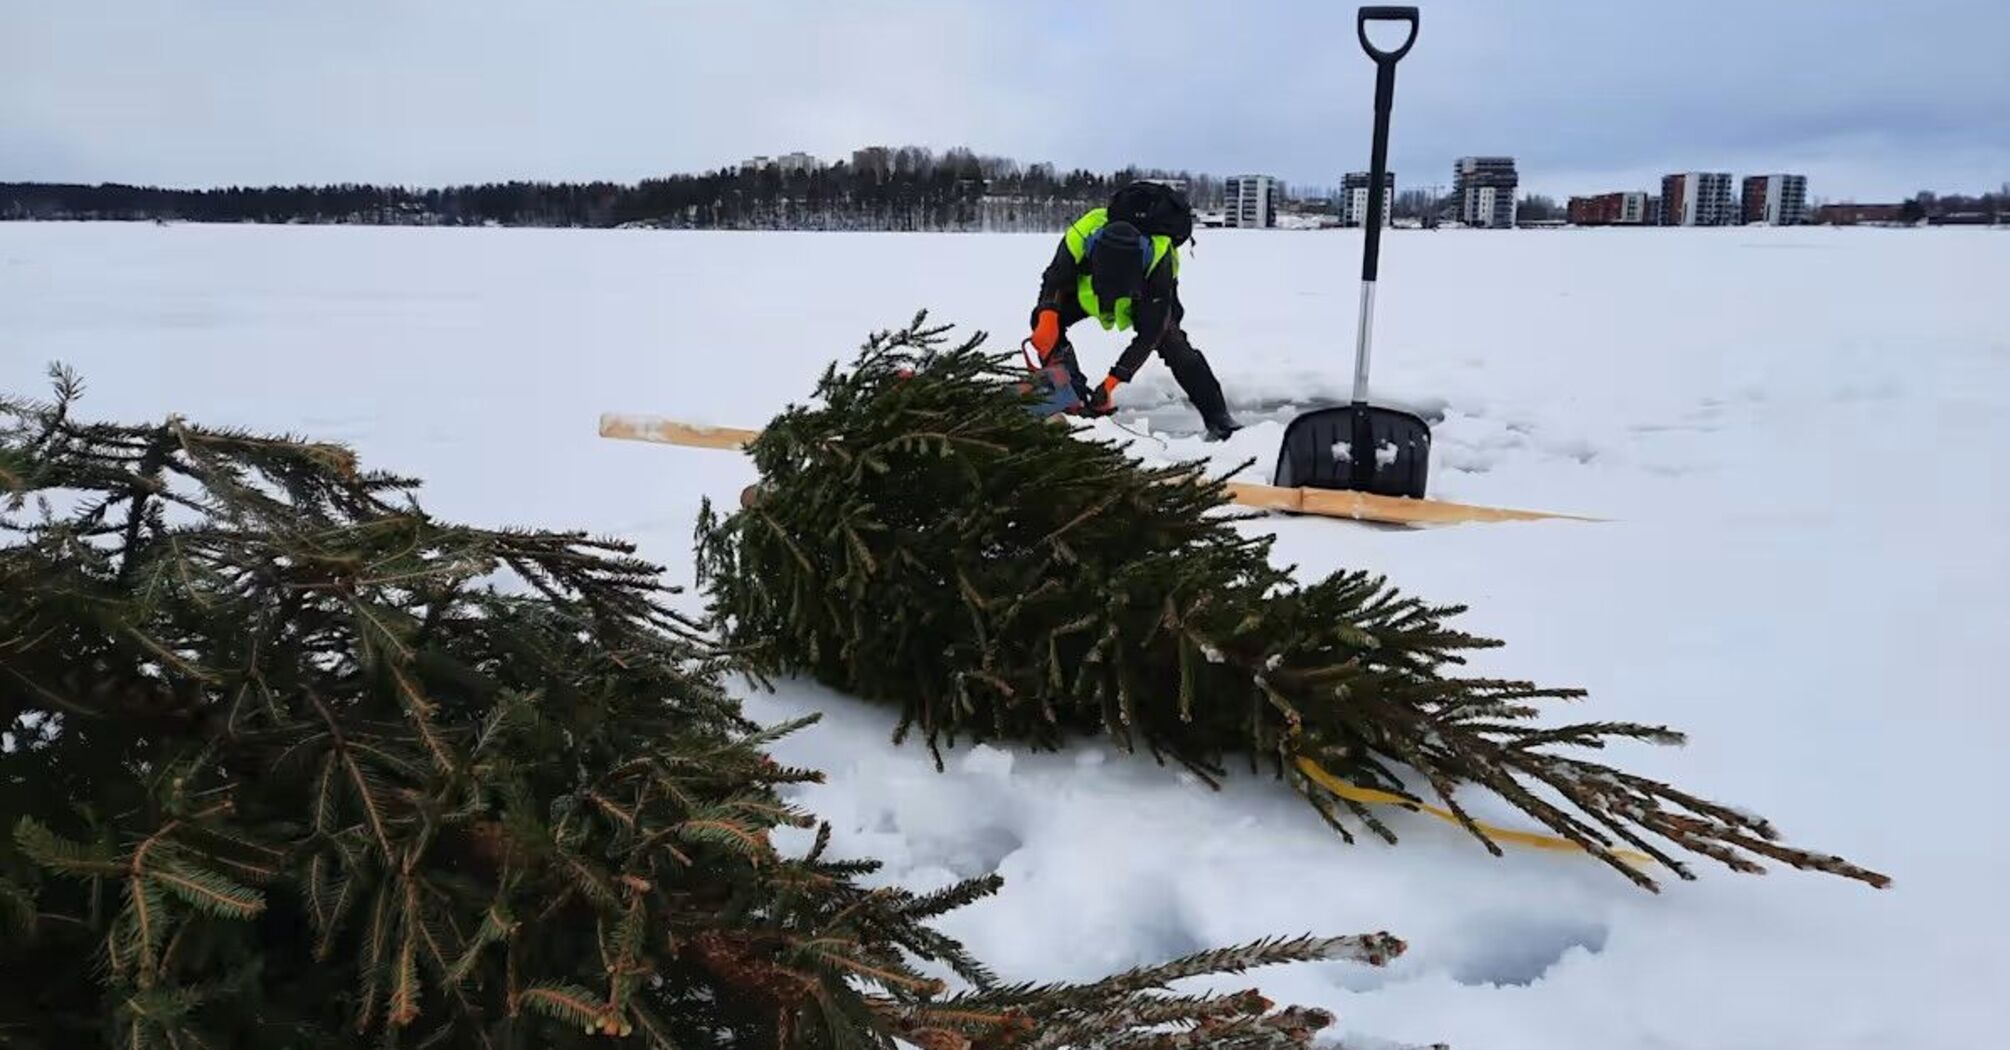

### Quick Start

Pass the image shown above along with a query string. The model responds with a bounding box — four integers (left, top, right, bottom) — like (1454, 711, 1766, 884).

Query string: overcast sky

(4, 0, 2005, 201)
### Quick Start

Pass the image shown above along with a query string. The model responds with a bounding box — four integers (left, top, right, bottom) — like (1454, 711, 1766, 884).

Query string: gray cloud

(3, 0, 2004, 200)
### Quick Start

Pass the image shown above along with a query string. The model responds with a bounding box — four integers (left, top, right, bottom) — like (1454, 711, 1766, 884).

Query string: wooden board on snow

(597, 415, 761, 450)
(597, 412, 1601, 527)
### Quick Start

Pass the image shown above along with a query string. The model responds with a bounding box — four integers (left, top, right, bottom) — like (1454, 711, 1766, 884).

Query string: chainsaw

(1015, 338, 1088, 418)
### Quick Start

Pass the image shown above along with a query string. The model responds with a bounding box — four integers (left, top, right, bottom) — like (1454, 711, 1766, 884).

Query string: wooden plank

(1228, 482, 1598, 525)
(599, 412, 1601, 527)
(597, 414, 759, 450)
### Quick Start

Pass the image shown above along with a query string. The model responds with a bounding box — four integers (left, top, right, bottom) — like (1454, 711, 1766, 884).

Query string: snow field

(2, 221, 2005, 1048)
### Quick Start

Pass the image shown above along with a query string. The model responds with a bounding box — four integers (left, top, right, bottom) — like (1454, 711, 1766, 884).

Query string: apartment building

(1741, 174, 1809, 225)
(1224, 174, 1282, 228)
(1340, 171, 1395, 227)
(1567, 191, 1650, 226)
(1660, 172, 1737, 226)
(1452, 156, 1519, 228)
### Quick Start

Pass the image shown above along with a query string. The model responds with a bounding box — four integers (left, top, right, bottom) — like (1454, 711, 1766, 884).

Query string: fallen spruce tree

(696, 314, 1891, 894)
(0, 367, 1401, 1049)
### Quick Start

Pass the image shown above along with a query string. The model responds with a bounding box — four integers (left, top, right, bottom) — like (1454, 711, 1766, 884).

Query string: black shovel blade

(1273, 403, 1431, 498)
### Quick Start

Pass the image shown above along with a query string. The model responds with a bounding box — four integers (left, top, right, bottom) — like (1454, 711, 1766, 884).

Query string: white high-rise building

(1340, 171, 1394, 227)
(1742, 174, 1809, 225)
(1468, 185, 1498, 227)
(1224, 175, 1281, 228)
(739, 152, 824, 174)
(1451, 157, 1519, 228)
(1660, 172, 1737, 226)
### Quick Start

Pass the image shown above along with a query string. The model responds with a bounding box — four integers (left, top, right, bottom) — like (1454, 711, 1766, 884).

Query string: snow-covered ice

(3, 221, 2007, 1048)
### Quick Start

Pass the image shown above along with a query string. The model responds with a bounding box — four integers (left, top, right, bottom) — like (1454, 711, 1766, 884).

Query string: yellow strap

(1294, 756, 1654, 867)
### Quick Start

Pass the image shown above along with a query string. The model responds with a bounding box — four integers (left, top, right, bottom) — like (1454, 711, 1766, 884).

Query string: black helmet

(1087, 220, 1148, 306)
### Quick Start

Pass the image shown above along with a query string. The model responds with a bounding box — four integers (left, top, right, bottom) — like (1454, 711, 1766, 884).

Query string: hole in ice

(1141, 914, 1208, 962)
(1444, 914, 1610, 987)
(932, 824, 1026, 881)
(862, 805, 1024, 880)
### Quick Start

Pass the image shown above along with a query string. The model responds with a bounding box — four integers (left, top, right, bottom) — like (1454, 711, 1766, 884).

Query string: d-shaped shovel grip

(1357, 6, 1419, 65)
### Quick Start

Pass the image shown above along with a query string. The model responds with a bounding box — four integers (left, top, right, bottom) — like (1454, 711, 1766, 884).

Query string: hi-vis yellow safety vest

(1063, 208, 1177, 331)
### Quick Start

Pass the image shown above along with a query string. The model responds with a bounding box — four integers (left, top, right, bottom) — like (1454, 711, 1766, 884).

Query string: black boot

(1161, 330, 1241, 440)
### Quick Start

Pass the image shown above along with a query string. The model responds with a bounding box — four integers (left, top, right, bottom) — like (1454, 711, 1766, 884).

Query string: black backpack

(1108, 180, 1195, 248)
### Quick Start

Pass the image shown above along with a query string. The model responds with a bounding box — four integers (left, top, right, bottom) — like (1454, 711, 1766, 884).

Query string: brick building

(1567, 191, 1649, 226)
(1741, 174, 1809, 225)
(1660, 172, 1737, 226)
(1813, 203, 1907, 226)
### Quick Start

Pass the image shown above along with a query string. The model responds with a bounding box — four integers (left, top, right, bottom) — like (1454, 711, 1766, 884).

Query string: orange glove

(1030, 308, 1061, 359)
(1083, 375, 1120, 416)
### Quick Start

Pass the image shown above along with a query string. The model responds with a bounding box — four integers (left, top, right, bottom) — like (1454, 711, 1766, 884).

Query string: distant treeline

(0, 147, 1249, 233)
(11, 147, 1998, 231)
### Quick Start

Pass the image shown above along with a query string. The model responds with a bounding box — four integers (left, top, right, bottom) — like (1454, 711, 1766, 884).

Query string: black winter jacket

(1032, 239, 1184, 383)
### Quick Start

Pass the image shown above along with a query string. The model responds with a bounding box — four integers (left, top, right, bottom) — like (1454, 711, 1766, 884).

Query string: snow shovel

(1273, 6, 1431, 499)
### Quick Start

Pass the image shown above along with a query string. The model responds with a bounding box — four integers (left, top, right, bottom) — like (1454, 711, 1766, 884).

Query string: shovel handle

(1357, 6, 1419, 65)
(1350, 5, 1417, 404)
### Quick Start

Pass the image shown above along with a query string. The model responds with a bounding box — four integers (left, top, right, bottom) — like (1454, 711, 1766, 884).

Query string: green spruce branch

(1, 364, 1394, 1049)
(695, 313, 1891, 895)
